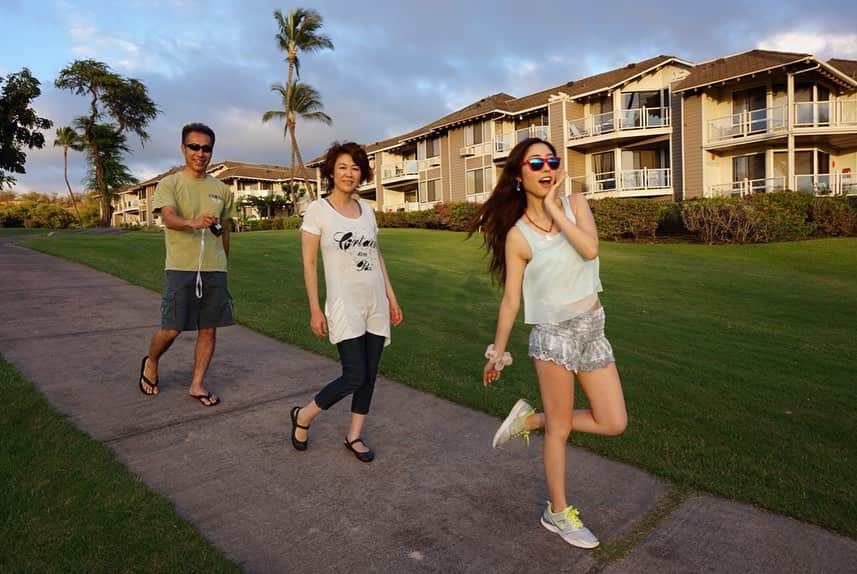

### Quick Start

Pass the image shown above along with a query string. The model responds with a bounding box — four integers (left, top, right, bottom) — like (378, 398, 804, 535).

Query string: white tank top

(515, 195, 602, 325)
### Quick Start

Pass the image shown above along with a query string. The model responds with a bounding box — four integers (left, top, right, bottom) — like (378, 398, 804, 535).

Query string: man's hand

(189, 213, 217, 230)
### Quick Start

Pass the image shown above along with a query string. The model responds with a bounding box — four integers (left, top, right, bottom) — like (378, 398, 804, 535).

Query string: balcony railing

(385, 200, 446, 213)
(708, 174, 856, 197)
(569, 168, 672, 196)
(620, 168, 671, 190)
(465, 191, 491, 204)
(459, 141, 491, 157)
(567, 106, 670, 140)
(381, 160, 419, 181)
(794, 100, 857, 128)
(709, 177, 787, 197)
(707, 106, 787, 143)
(493, 125, 550, 158)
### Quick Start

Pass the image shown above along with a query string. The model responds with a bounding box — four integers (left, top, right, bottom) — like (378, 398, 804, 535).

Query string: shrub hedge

(234, 193, 857, 244)
(0, 202, 77, 229)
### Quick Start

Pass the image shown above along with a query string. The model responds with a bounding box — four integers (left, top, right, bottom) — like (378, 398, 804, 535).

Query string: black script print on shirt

(334, 231, 378, 271)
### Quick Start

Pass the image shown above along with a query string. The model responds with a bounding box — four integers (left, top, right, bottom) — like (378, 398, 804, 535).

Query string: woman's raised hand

(544, 170, 567, 217)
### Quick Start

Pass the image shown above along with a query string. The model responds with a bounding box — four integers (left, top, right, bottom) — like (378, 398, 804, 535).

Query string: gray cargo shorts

(528, 307, 615, 373)
(160, 270, 234, 331)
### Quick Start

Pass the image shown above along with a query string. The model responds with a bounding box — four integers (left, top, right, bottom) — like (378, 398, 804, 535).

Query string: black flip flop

(138, 355, 159, 396)
(344, 437, 375, 463)
(190, 392, 220, 407)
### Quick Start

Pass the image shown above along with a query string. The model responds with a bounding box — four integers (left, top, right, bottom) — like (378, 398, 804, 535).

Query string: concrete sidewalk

(1, 236, 855, 573)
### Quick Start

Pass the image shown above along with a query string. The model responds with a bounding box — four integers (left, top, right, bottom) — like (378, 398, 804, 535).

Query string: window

(465, 123, 486, 146)
(795, 84, 831, 126)
(426, 137, 440, 158)
(466, 167, 493, 196)
(419, 179, 440, 203)
(622, 91, 661, 110)
(592, 152, 615, 190)
(732, 87, 767, 134)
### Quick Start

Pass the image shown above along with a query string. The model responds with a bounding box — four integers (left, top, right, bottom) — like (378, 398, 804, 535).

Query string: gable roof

(209, 161, 312, 181)
(392, 55, 689, 143)
(673, 49, 810, 92)
(829, 58, 857, 81)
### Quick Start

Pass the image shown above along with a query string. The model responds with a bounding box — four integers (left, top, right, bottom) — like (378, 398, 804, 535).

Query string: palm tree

(262, 81, 331, 203)
(54, 126, 83, 222)
(272, 8, 333, 198)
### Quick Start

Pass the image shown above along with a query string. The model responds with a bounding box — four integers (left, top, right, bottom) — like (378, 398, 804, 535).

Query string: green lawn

(0, 356, 240, 574)
(23, 230, 857, 538)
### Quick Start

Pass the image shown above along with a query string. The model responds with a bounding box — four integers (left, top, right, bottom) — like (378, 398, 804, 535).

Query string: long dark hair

(468, 137, 557, 285)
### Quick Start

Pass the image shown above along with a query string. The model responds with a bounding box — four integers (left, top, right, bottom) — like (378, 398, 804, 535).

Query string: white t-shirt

(301, 198, 390, 346)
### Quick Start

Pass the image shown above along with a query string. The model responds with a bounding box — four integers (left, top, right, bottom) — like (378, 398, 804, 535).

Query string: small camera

(209, 220, 223, 237)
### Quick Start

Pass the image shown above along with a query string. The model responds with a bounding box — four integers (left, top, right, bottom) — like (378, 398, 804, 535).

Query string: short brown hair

(320, 141, 372, 191)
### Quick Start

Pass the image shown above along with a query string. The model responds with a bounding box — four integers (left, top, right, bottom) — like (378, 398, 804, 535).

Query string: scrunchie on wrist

(485, 344, 513, 371)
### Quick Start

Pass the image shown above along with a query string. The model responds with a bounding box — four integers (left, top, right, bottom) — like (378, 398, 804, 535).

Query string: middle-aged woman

(290, 141, 403, 463)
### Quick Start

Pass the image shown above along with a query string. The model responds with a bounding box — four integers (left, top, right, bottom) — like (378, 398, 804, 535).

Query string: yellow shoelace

(564, 506, 583, 528)
(512, 428, 531, 446)
(511, 409, 535, 445)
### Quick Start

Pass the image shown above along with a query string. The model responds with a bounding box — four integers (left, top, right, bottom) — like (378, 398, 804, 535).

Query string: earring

(515, 180, 522, 192)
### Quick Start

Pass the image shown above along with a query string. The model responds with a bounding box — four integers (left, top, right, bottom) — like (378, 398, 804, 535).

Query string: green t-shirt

(152, 171, 237, 271)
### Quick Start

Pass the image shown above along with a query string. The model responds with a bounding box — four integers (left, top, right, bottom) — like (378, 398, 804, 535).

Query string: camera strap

(195, 228, 205, 299)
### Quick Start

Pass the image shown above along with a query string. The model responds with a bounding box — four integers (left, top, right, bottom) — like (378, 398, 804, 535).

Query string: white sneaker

(540, 502, 600, 549)
(492, 399, 535, 448)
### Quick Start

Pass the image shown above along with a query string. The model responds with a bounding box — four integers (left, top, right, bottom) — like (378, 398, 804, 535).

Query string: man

(138, 123, 237, 406)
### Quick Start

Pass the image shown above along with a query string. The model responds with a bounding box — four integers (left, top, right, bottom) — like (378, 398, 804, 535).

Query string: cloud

(758, 32, 857, 59)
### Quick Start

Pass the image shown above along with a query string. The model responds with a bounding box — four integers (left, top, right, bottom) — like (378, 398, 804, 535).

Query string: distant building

(111, 161, 317, 227)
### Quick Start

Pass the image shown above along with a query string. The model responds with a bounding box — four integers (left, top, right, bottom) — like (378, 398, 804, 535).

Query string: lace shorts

(528, 307, 615, 373)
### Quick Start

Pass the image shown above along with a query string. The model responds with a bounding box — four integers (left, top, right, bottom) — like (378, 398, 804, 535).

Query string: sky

(2, 0, 856, 194)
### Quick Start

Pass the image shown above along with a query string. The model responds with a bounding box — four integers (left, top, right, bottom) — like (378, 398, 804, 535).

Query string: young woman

(291, 141, 403, 463)
(473, 137, 627, 548)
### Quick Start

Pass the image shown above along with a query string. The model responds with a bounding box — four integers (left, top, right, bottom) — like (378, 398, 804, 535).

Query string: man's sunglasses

(185, 143, 213, 153)
(520, 156, 561, 171)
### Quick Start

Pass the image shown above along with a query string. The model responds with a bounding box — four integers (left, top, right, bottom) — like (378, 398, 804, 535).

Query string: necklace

(525, 211, 553, 234)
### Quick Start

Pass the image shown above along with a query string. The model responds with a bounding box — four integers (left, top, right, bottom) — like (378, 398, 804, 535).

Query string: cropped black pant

(314, 332, 385, 415)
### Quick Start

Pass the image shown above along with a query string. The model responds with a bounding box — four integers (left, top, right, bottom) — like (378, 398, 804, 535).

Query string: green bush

(681, 192, 823, 243)
(810, 196, 857, 237)
(589, 198, 663, 240)
(0, 201, 76, 229)
(445, 202, 480, 231)
(746, 191, 815, 242)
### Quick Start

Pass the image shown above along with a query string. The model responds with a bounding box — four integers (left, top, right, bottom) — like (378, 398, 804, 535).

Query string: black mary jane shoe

(290, 406, 310, 451)
(344, 437, 375, 463)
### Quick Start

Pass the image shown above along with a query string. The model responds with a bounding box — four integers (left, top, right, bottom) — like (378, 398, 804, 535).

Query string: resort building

(307, 50, 857, 211)
(111, 161, 316, 226)
(672, 50, 857, 198)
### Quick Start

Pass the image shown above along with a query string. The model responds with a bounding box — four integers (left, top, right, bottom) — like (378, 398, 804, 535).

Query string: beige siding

(682, 94, 703, 199)
(548, 100, 565, 146)
(440, 133, 451, 202)
(567, 150, 585, 179)
(448, 128, 467, 202)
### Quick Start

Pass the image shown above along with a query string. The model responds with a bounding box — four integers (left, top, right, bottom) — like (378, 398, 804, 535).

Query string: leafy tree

(0, 68, 53, 188)
(262, 81, 331, 206)
(241, 194, 290, 219)
(54, 126, 84, 221)
(272, 8, 333, 198)
(55, 59, 158, 226)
